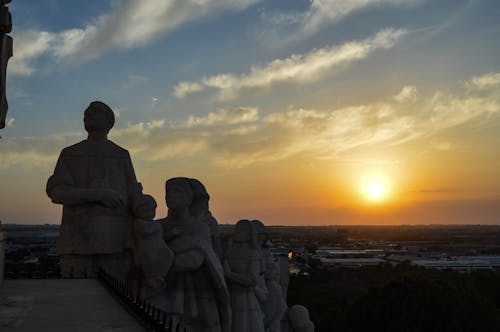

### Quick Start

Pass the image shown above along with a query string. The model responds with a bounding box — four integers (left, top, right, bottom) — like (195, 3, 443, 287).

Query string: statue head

(288, 305, 314, 332)
(133, 194, 157, 220)
(189, 178, 210, 218)
(233, 219, 258, 247)
(84, 101, 115, 133)
(251, 219, 267, 247)
(165, 177, 193, 211)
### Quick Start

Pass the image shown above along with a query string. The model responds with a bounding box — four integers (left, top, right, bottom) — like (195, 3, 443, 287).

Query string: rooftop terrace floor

(0, 279, 144, 332)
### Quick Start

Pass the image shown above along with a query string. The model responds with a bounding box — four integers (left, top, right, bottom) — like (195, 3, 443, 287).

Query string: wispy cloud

(258, 0, 423, 43)
(299, 0, 422, 39)
(394, 85, 418, 103)
(431, 141, 454, 151)
(2, 74, 499, 170)
(0, 131, 84, 169)
(174, 82, 204, 98)
(174, 28, 407, 101)
(466, 72, 500, 90)
(9, 30, 55, 76)
(184, 107, 259, 127)
(52, 0, 263, 63)
(10, 0, 263, 75)
(122, 74, 148, 88)
(6, 117, 15, 128)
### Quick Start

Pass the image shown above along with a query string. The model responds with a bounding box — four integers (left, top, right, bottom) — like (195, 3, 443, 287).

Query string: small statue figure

(224, 219, 265, 332)
(46, 101, 143, 278)
(0, 0, 12, 130)
(130, 194, 173, 299)
(252, 220, 287, 332)
(160, 177, 231, 332)
(284, 305, 315, 332)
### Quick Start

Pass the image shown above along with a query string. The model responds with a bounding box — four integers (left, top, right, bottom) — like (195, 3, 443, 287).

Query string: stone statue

(131, 194, 173, 299)
(159, 177, 231, 332)
(46, 101, 143, 278)
(0, 0, 12, 129)
(252, 220, 287, 332)
(224, 219, 265, 332)
(189, 179, 223, 259)
(284, 305, 314, 332)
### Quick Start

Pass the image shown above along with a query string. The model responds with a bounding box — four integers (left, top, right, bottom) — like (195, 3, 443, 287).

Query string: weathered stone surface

(285, 305, 315, 332)
(224, 220, 265, 332)
(46, 101, 143, 278)
(252, 220, 287, 332)
(0, 279, 144, 332)
(156, 177, 231, 332)
(131, 194, 173, 299)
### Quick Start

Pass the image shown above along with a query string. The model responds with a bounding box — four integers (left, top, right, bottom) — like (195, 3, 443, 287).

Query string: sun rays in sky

(1, 0, 500, 225)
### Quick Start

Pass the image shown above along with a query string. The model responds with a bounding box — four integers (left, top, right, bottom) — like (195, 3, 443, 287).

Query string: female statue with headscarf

(158, 177, 231, 332)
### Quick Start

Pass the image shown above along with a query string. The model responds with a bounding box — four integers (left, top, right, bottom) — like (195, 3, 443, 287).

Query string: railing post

(97, 267, 173, 331)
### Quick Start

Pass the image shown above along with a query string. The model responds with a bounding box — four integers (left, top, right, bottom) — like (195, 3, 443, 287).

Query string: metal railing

(98, 268, 177, 332)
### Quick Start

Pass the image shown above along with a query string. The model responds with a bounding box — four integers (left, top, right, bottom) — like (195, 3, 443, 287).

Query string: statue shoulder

(58, 140, 131, 159)
(106, 140, 131, 158)
(60, 140, 88, 157)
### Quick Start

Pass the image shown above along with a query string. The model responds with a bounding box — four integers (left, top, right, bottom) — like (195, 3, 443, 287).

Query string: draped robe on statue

(160, 217, 231, 332)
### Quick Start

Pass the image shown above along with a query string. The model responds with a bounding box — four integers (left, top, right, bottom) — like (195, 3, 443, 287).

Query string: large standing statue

(46, 101, 143, 278)
(0, 0, 12, 129)
(159, 177, 231, 332)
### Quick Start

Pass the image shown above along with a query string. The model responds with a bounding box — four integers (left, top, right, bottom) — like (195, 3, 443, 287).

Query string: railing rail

(98, 268, 175, 332)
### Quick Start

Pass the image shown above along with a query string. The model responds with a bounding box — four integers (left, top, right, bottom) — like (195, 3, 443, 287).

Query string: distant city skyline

(1, 0, 500, 225)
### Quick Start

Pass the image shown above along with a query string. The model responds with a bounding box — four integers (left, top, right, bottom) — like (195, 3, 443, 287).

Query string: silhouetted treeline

(288, 264, 500, 331)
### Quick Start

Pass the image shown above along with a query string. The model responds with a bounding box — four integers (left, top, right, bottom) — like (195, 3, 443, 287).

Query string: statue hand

(98, 188, 124, 208)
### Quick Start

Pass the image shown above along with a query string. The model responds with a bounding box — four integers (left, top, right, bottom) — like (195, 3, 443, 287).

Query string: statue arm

(223, 259, 258, 287)
(46, 153, 123, 208)
(124, 152, 143, 211)
(49, 185, 111, 205)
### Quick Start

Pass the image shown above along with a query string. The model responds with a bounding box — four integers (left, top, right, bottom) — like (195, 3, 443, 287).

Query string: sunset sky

(1, 0, 500, 225)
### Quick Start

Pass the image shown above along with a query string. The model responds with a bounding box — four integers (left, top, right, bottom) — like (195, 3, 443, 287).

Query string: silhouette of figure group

(47, 101, 314, 332)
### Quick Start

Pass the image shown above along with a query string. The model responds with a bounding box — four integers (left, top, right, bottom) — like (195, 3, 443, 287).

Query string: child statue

(130, 194, 173, 299)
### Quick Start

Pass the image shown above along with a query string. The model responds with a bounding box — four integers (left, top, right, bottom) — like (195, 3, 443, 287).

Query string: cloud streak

(467, 72, 500, 90)
(257, 0, 423, 43)
(52, 0, 263, 63)
(9, 30, 55, 76)
(299, 0, 422, 39)
(3, 74, 499, 170)
(174, 28, 407, 101)
(9, 0, 263, 75)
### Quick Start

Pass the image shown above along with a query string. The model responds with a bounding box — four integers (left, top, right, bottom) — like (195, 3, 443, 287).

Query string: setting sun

(363, 180, 389, 203)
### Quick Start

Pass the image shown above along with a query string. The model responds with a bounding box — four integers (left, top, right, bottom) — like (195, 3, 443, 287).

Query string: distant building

(319, 257, 385, 268)
(411, 258, 493, 273)
(452, 256, 500, 271)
